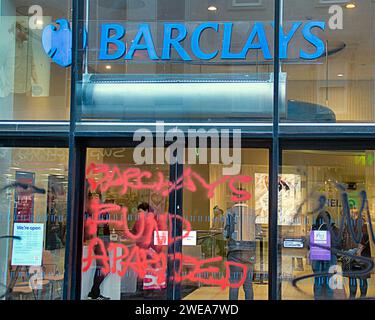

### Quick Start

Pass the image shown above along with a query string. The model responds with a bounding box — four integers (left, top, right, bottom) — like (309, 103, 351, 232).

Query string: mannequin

(14, 20, 38, 95)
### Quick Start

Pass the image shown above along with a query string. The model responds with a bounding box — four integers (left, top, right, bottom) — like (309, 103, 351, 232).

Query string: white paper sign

(154, 230, 197, 246)
(283, 239, 304, 249)
(182, 231, 197, 246)
(154, 231, 169, 246)
(11, 223, 44, 266)
(314, 231, 327, 244)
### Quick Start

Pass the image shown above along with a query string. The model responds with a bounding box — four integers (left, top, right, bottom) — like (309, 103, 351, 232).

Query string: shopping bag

(310, 230, 331, 261)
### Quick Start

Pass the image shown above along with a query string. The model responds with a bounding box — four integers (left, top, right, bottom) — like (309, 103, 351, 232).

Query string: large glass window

(0, 0, 72, 120)
(82, 148, 171, 300)
(81, 147, 269, 300)
(76, 0, 276, 123)
(280, 150, 375, 300)
(282, 0, 375, 123)
(181, 148, 269, 300)
(0, 147, 69, 300)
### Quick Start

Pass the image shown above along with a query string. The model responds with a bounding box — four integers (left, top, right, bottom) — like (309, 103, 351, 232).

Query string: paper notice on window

(11, 223, 44, 266)
(154, 230, 197, 246)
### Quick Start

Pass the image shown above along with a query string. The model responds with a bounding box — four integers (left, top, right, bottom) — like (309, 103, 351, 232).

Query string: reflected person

(212, 205, 225, 257)
(224, 192, 259, 300)
(342, 205, 372, 299)
(84, 192, 111, 300)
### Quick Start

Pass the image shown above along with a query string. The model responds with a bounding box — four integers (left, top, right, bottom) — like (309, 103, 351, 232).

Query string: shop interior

(281, 150, 375, 300)
(1, 147, 375, 300)
(82, 147, 269, 300)
(81, 148, 375, 300)
(0, 0, 375, 301)
(0, 148, 68, 300)
(1, 0, 71, 120)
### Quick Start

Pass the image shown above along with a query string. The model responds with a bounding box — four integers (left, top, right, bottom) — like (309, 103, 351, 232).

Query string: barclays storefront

(1, 0, 375, 302)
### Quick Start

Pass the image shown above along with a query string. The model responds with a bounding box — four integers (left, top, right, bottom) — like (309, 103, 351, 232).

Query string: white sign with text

(154, 231, 197, 246)
(11, 223, 44, 266)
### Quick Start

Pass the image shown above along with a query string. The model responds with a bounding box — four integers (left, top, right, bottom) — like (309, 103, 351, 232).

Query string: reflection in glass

(0, 1, 71, 120)
(280, 150, 375, 300)
(0, 147, 69, 300)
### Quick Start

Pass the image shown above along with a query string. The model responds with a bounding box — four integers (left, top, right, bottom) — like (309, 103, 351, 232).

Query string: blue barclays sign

(42, 19, 72, 67)
(42, 19, 326, 67)
(100, 21, 326, 61)
(42, 18, 87, 67)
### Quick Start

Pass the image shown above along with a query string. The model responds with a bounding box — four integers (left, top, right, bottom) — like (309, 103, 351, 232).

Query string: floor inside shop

(183, 275, 375, 300)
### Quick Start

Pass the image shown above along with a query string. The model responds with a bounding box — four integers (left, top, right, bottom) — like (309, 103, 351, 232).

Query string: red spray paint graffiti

(83, 237, 248, 290)
(86, 164, 252, 202)
(85, 199, 191, 246)
(83, 165, 253, 289)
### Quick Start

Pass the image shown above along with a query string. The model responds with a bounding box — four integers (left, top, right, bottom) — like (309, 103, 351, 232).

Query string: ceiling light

(337, 73, 344, 77)
(105, 65, 112, 70)
(345, 3, 356, 9)
(208, 5, 217, 11)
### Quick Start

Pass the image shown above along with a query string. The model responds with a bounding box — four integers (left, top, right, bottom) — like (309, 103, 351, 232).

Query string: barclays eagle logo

(42, 19, 86, 67)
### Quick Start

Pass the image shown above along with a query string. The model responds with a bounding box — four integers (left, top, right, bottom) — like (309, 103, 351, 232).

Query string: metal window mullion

(167, 162, 184, 300)
(63, 0, 85, 301)
(268, 0, 282, 301)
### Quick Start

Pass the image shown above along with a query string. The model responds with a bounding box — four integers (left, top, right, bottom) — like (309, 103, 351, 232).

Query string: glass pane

(280, 150, 375, 300)
(76, 0, 275, 123)
(0, 0, 71, 120)
(181, 148, 269, 300)
(82, 147, 269, 301)
(282, 0, 375, 123)
(0, 147, 69, 300)
(82, 148, 171, 300)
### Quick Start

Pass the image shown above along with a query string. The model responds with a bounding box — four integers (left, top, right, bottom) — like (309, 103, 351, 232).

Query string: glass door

(80, 146, 270, 301)
(81, 147, 173, 300)
(179, 148, 270, 300)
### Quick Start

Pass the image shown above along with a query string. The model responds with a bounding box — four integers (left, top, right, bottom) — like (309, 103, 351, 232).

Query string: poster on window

(45, 175, 67, 250)
(255, 173, 302, 225)
(11, 223, 44, 266)
(13, 171, 35, 223)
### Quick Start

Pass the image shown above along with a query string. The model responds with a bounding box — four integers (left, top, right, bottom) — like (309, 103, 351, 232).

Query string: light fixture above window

(232, 0, 262, 7)
(208, 5, 218, 11)
(345, 2, 356, 9)
(317, 0, 353, 6)
(318, 0, 350, 4)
